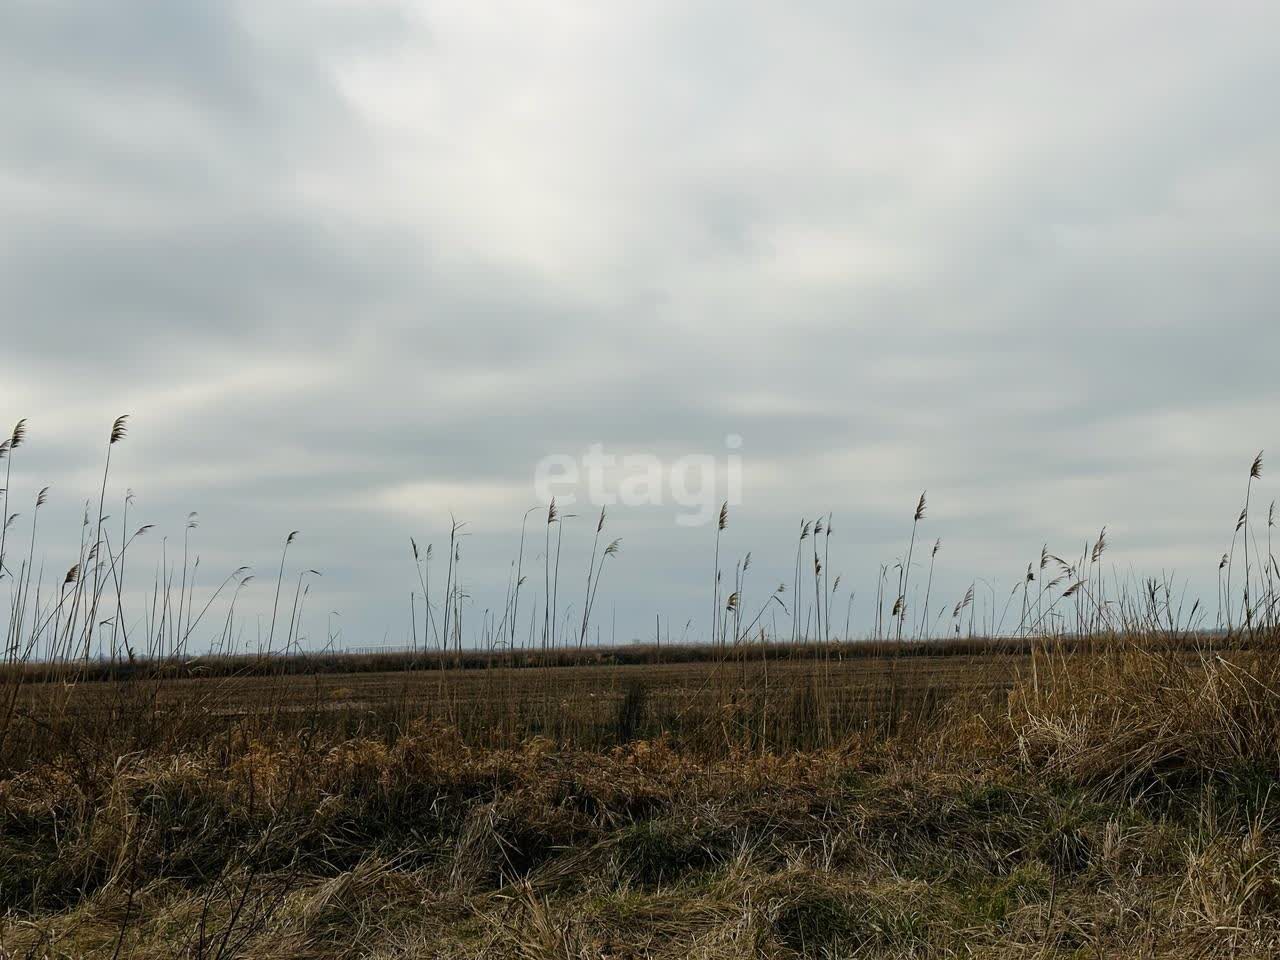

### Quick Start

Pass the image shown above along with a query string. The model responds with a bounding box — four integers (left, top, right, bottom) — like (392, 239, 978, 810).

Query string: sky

(2, 0, 1279, 652)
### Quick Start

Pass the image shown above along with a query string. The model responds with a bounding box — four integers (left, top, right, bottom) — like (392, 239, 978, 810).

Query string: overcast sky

(3, 1, 1278, 650)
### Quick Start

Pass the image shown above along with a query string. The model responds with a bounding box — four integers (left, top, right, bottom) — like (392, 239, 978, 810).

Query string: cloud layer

(3, 1, 1278, 647)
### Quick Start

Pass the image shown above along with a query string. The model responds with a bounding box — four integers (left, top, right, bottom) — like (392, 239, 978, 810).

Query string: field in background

(7, 650, 1025, 762)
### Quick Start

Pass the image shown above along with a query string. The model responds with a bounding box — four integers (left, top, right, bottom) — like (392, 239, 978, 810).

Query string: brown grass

(3, 641, 1280, 958)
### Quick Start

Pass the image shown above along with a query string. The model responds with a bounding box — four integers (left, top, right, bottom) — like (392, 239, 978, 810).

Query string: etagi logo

(533, 435, 744, 527)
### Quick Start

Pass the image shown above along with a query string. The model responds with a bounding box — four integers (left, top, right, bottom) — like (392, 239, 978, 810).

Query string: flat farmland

(10, 652, 1029, 753)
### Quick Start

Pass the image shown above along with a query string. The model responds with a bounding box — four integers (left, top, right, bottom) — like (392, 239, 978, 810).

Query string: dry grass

(2, 643, 1280, 958)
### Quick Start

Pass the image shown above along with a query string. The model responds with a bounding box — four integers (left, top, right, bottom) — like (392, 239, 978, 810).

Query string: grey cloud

(2, 1, 1277, 646)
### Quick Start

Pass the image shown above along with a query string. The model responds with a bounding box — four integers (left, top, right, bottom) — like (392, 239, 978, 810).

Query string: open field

(3, 640, 1280, 958)
(2, 423, 1280, 957)
(5, 651, 1025, 764)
